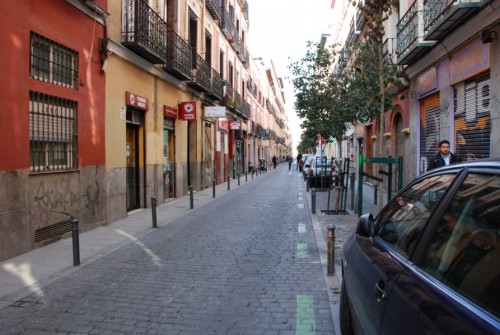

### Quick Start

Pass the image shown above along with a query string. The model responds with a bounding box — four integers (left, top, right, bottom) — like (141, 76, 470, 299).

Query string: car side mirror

(356, 214, 375, 237)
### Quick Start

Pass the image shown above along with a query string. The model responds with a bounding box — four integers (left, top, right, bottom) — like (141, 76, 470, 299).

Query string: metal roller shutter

(419, 93, 440, 174)
(454, 75, 490, 161)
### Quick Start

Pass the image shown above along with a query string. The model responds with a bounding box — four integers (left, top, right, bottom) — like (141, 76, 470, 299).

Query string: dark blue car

(340, 159, 500, 335)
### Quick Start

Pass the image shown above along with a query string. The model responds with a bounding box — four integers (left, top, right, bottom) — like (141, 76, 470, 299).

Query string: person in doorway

(272, 155, 277, 169)
(296, 153, 302, 170)
(428, 140, 462, 171)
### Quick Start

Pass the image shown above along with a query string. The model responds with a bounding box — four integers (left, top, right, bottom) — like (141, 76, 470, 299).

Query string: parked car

(340, 158, 500, 335)
(307, 156, 332, 187)
(302, 156, 314, 180)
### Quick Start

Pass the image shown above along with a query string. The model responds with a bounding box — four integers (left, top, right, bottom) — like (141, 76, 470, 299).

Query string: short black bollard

(189, 186, 194, 209)
(306, 175, 310, 192)
(327, 225, 336, 275)
(374, 184, 378, 205)
(245, 172, 248, 182)
(71, 216, 80, 266)
(311, 188, 316, 214)
(151, 196, 158, 228)
(212, 180, 216, 198)
(238, 172, 240, 186)
(227, 175, 230, 190)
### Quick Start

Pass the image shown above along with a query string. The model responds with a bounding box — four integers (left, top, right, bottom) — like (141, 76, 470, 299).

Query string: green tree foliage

(288, 41, 357, 157)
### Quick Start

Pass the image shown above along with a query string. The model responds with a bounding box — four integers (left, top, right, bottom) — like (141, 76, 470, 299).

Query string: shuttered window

(454, 75, 490, 161)
(420, 93, 440, 174)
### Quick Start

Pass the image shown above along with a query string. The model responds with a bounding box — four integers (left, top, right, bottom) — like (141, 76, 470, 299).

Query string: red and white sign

(218, 118, 229, 131)
(178, 102, 197, 121)
(229, 120, 242, 130)
(125, 91, 149, 111)
(163, 105, 178, 119)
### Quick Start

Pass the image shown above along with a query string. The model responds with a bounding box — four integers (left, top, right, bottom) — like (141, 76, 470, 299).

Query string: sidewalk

(304, 178, 387, 335)
(0, 170, 266, 310)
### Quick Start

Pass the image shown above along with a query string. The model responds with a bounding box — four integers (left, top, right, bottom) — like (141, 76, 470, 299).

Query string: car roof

(424, 157, 500, 174)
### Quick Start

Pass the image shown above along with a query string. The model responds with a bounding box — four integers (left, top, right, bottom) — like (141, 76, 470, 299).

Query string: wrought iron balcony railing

(424, 0, 484, 41)
(356, 9, 365, 32)
(221, 9, 236, 41)
(396, 0, 435, 65)
(164, 31, 192, 81)
(206, 0, 222, 21)
(209, 69, 223, 101)
(241, 100, 250, 120)
(188, 54, 211, 93)
(121, 0, 167, 64)
(382, 37, 397, 64)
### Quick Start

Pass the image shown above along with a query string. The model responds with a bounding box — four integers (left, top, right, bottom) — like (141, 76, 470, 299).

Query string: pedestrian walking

(296, 153, 302, 170)
(272, 155, 277, 169)
(288, 155, 292, 170)
(428, 140, 462, 171)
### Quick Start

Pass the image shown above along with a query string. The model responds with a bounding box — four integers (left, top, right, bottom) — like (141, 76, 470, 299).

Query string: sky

(246, 0, 334, 154)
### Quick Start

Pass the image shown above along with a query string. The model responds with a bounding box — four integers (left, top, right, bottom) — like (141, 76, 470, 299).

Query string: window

(30, 32, 79, 89)
(377, 174, 456, 257)
(29, 92, 78, 173)
(422, 173, 500, 318)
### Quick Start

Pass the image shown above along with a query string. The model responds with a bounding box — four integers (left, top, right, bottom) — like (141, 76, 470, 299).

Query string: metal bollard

(71, 217, 80, 266)
(374, 184, 378, 205)
(245, 172, 248, 182)
(238, 172, 240, 186)
(306, 175, 310, 192)
(151, 196, 158, 228)
(311, 188, 316, 214)
(213, 180, 216, 198)
(350, 173, 355, 211)
(189, 186, 194, 209)
(327, 225, 336, 275)
(227, 175, 230, 190)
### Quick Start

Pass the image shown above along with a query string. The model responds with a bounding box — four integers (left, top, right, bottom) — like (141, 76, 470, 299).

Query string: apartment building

(330, 0, 499, 186)
(0, 0, 291, 261)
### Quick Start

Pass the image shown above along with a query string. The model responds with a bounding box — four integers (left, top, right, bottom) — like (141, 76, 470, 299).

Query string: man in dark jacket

(428, 140, 461, 171)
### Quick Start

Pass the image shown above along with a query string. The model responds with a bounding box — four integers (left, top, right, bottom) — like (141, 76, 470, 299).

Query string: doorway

(126, 125, 140, 211)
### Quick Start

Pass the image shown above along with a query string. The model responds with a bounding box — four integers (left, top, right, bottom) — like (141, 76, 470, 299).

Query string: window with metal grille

(29, 92, 78, 173)
(30, 32, 79, 89)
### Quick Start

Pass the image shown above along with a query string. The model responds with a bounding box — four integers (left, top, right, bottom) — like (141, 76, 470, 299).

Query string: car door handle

(375, 281, 387, 302)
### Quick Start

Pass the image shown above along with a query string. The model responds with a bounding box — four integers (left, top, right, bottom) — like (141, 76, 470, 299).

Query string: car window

(421, 173, 500, 318)
(377, 174, 456, 258)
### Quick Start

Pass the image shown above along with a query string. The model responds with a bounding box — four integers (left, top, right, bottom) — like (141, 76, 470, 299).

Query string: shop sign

(125, 91, 149, 111)
(178, 101, 197, 120)
(218, 118, 229, 131)
(163, 105, 177, 119)
(205, 106, 226, 118)
(229, 120, 241, 130)
(417, 67, 437, 97)
(450, 38, 490, 85)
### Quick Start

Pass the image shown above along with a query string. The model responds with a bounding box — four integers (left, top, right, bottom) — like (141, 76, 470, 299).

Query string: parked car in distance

(340, 158, 500, 335)
(307, 156, 332, 188)
(302, 156, 314, 180)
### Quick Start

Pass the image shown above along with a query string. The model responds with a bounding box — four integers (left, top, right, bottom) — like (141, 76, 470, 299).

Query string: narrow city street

(0, 166, 337, 335)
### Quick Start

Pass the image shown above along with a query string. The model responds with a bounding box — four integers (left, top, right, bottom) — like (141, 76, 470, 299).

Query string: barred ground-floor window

(29, 91, 78, 173)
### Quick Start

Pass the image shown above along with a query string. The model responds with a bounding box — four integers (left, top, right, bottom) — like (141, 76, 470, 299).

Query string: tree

(350, 0, 396, 209)
(288, 41, 357, 158)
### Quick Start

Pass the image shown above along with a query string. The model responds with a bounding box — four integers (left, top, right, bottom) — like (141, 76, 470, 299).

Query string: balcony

(243, 47, 250, 69)
(121, 0, 167, 64)
(221, 9, 236, 41)
(424, 0, 485, 41)
(356, 9, 365, 32)
(207, 69, 223, 101)
(397, 0, 435, 65)
(188, 54, 211, 93)
(346, 18, 360, 46)
(383, 37, 397, 64)
(206, 0, 222, 21)
(164, 31, 192, 81)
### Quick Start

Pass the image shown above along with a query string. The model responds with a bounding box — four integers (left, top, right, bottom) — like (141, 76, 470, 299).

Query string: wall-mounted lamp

(481, 29, 497, 44)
